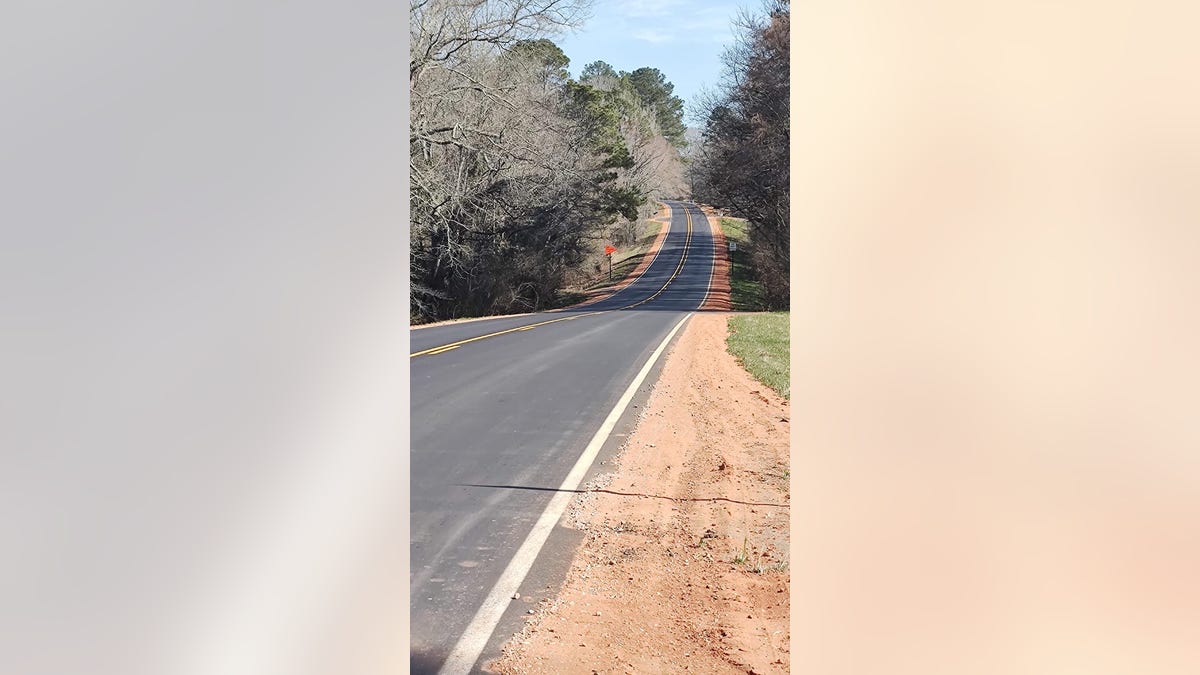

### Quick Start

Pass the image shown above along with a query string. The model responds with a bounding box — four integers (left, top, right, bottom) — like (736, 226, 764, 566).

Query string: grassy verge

(720, 217, 767, 311)
(727, 312, 790, 399)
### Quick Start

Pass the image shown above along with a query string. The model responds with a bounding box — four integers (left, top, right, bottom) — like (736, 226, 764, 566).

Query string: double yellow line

(616, 207, 692, 310)
(410, 206, 694, 358)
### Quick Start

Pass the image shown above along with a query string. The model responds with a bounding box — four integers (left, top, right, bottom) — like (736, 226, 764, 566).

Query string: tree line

(410, 0, 687, 323)
(690, 0, 790, 309)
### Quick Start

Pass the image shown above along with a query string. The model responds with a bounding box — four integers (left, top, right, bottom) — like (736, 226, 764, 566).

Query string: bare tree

(410, 0, 691, 321)
(692, 0, 790, 308)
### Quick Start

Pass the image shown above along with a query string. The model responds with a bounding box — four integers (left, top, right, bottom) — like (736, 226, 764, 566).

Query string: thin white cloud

(632, 29, 676, 44)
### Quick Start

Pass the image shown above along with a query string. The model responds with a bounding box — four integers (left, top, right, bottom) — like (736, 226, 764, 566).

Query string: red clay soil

(699, 208, 732, 311)
(486, 313, 791, 675)
(560, 204, 674, 310)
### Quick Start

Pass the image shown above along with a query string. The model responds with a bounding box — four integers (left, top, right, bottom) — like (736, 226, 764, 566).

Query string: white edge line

(697, 204, 719, 310)
(552, 200, 676, 311)
(610, 201, 676, 295)
(621, 203, 694, 310)
(437, 311, 694, 675)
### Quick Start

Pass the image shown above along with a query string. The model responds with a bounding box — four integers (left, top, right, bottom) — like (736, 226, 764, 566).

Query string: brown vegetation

(560, 204, 673, 309)
(409, 1, 689, 322)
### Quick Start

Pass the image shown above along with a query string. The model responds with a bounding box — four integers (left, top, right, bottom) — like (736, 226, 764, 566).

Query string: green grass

(732, 536, 750, 564)
(729, 535, 788, 574)
(720, 216, 749, 242)
(721, 218, 767, 311)
(727, 312, 790, 399)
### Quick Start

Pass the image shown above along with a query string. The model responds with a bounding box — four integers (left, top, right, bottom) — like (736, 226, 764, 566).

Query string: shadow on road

(409, 648, 446, 675)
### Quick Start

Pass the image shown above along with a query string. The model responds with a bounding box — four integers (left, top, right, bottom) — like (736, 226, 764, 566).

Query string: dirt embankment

(699, 206, 732, 312)
(488, 313, 791, 674)
(563, 204, 674, 310)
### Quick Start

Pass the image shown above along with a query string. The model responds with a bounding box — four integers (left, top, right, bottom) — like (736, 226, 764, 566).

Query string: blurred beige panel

(793, 2, 1200, 673)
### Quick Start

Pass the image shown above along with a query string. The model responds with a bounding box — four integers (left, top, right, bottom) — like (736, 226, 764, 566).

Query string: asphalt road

(410, 201, 716, 673)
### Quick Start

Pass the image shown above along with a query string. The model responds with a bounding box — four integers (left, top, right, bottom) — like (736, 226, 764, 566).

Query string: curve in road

(410, 201, 716, 673)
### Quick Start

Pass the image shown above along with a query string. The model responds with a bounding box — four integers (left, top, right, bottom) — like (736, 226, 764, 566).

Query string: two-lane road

(410, 201, 715, 673)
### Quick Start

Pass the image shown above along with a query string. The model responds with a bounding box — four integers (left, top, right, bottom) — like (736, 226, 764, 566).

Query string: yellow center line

(410, 206, 695, 358)
(409, 310, 602, 358)
(616, 206, 692, 310)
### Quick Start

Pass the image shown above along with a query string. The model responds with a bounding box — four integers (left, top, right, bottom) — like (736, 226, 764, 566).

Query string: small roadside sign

(729, 241, 737, 252)
(604, 245, 616, 256)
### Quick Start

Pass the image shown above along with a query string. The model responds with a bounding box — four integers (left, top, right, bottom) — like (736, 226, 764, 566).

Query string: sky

(555, 0, 748, 120)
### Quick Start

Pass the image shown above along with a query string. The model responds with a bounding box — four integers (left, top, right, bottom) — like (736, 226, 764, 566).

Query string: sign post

(604, 245, 616, 281)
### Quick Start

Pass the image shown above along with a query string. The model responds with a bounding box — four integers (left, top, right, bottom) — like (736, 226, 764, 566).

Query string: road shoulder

(556, 203, 674, 310)
(487, 313, 791, 674)
(699, 206, 733, 311)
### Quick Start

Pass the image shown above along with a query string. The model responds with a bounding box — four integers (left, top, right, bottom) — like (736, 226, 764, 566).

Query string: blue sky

(555, 0, 746, 119)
